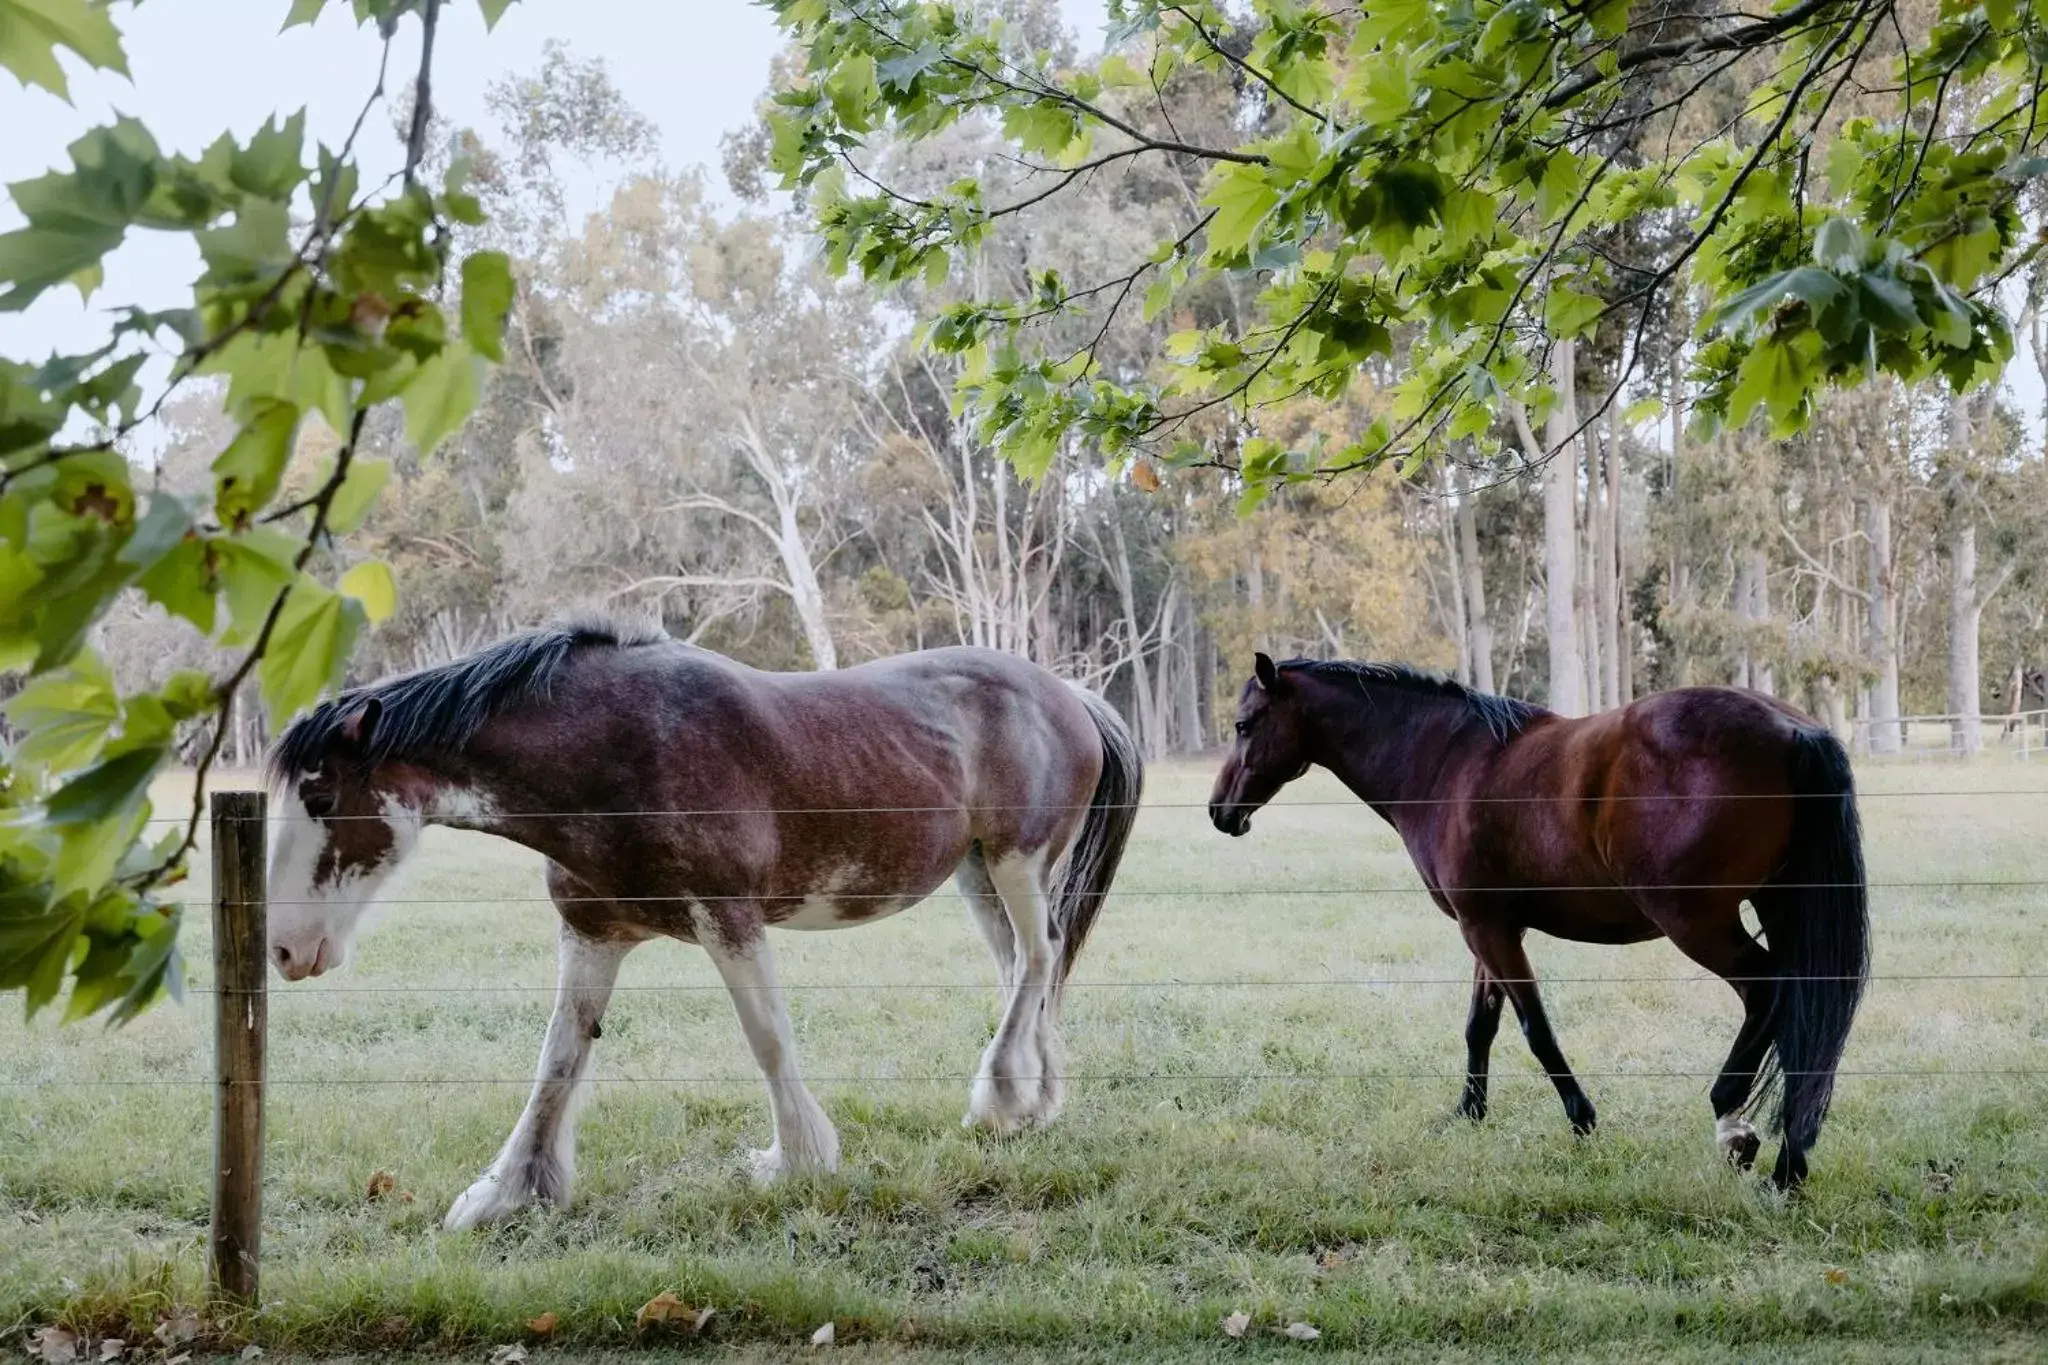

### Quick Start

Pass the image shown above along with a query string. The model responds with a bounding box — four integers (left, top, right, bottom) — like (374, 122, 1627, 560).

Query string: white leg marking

(692, 907, 839, 1184)
(445, 925, 631, 1230)
(966, 850, 1060, 1134)
(1716, 1112, 1760, 1165)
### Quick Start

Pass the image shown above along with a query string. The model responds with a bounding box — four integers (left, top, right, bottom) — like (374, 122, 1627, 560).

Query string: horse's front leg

(691, 902, 839, 1183)
(445, 923, 632, 1230)
(1457, 959, 1505, 1122)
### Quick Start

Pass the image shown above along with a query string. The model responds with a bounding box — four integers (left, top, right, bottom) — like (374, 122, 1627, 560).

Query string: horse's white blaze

(264, 786, 421, 979)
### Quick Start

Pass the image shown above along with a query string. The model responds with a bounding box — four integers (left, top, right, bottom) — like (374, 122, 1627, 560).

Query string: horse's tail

(1753, 726, 1871, 1163)
(1054, 689, 1144, 985)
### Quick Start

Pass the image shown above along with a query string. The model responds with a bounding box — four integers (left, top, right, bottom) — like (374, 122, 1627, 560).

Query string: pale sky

(1, 0, 2036, 438)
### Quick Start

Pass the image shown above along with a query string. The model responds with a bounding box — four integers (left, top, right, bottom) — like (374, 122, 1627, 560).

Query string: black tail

(1053, 689, 1143, 986)
(1753, 727, 1870, 1166)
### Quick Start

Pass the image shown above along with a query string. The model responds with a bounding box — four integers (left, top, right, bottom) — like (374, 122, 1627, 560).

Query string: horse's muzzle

(1209, 804, 1251, 837)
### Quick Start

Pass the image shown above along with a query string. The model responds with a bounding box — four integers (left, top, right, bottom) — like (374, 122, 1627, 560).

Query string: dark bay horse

(1208, 654, 1869, 1188)
(265, 620, 1141, 1228)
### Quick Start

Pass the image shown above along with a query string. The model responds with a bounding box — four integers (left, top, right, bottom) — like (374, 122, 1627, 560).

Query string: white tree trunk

(1865, 498, 1901, 754)
(1747, 547, 1773, 696)
(1457, 476, 1496, 693)
(1948, 521, 1984, 756)
(1530, 343, 1583, 714)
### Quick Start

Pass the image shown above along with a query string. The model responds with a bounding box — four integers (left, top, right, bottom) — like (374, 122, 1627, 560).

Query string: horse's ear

(336, 697, 382, 751)
(1253, 652, 1279, 690)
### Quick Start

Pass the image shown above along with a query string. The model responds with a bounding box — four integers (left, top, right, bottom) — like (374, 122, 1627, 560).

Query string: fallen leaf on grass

(162, 1355, 190, 1365)
(240, 1347, 263, 1361)
(488, 1346, 527, 1365)
(526, 1313, 558, 1337)
(366, 1171, 397, 1201)
(28, 1328, 77, 1365)
(1284, 1322, 1321, 1341)
(153, 1313, 200, 1349)
(1221, 1312, 1250, 1339)
(635, 1293, 713, 1335)
(810, 1322, 836, 1347)
(1824, 1268, 1849, 1286)
(95, 1342, 123, 1361)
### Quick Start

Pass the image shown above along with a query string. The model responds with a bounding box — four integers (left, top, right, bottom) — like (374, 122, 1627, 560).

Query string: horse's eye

(1234, 720, 1249, 737)
(302, 790, 334, 820)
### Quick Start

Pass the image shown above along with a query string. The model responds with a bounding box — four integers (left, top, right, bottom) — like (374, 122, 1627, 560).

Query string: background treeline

(98, 7, 2048, 764)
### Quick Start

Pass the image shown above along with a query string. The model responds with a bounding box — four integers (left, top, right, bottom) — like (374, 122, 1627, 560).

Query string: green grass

(3, 760, 2045, 1361)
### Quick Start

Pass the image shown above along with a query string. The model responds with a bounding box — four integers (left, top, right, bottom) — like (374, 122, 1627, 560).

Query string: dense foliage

(0, 0, 516, 1021)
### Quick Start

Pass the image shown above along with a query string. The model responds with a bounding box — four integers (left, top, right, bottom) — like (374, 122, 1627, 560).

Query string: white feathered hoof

(443, 1172, 540, 1230)
(1716, 1115, 1761, 1170)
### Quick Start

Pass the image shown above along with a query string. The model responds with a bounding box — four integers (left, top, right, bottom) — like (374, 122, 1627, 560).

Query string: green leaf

(229, 110, 308, 200)
(258, 577, 363, 726)
(43, 746, 166, 828)
(478, 0, 517, 29)
(1543, 286, 1605, 341)
(459, 250, 514, 362)
(212, 399, 302, 527)
(339, 558, 396, 623)
(283, 0, 327, 27)
(0, 0, 130, 99)
(196, 198, 293, 287)
(5, 653, 118, 772)
(1205, 163, 1279, 257)
(325, 456, 391, 534)
(402, 342, 482, 454)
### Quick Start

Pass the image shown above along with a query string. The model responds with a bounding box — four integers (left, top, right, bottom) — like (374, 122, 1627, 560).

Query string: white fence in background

(1850, 710, 2048, 760)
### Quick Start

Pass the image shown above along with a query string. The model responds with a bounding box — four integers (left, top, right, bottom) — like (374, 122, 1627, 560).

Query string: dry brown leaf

(29, 1328, 77, 1365)
(1221, 1312, 1251, 1339)
(487, 1346, 527, 1365)
(1284, 1321, 1321, 1341)
(810, 1321, 836, 1347)
(1131, 459, 1162, 493)
(1824, 1268, 1849, 1286)
(635, 1293, 686, 1331)
(153, 1311, 200, 1348)
(526, 1313, 558, 1337)
(366, 1171, 397, 1201)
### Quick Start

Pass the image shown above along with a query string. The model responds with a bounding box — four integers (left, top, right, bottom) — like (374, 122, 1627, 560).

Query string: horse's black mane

(1279, 658, 1543, 744)
(268, 616, 666, 781)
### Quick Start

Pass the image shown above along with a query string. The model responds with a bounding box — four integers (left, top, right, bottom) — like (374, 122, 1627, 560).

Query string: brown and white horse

(265, 621, 1141, 1229)
(1209, 654, 1870, 1189)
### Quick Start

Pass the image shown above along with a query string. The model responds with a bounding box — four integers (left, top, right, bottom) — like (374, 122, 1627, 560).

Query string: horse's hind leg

(690, 903, 839, 1183)
(956, 844, 1018, 1002)
(445, 918, 633, 1230)
(1464, 924, 1597, 1135)
(965, 848, 1062, 1133)
(1639, 895, 1777, 1170)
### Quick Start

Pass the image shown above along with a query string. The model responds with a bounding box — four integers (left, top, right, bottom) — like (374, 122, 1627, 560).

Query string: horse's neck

(1309, 685, 1484, 820)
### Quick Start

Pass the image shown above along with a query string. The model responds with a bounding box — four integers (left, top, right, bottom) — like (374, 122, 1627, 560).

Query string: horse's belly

(774, 889, 925, 931)
(1521, 892, 1661, 945)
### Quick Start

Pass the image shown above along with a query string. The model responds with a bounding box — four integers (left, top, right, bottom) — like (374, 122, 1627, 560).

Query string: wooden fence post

(210, 789, 267, 1307)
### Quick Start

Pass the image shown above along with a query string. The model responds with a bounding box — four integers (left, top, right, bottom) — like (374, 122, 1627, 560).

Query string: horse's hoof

(1770, 1144, 1808, 1191)
(443, 1173, 534, 1230)
(964, 1076, 1041, 1135)
(1717, 1117, 1760, 1170)
(1566, 1100, 1598, 1137)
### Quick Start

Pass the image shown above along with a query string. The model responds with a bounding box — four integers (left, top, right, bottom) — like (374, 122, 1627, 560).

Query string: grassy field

(2, 758, 2045, 1362)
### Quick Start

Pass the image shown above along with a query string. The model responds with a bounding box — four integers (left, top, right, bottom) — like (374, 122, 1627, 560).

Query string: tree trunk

(1596, 426, 1621, 708)
(1948, 521, 1985, 756)
(1456, 475, 1496, 693)
(1865, 498, 1901, 754)
(1747, 547, 1773, 696)
(1438, 469, 1472, 685)
(1534, 343, 1583, 714)
(1731, 551, 1756, 689)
